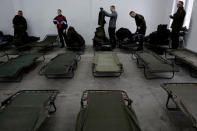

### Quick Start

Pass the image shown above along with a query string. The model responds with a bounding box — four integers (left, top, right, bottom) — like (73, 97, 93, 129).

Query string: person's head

(110, 5, 115, 12)
(57, 9, 62, 15)
(129, 11, 136, 18)
(18, 10, 23, 16)
(177, 1, 184, 8)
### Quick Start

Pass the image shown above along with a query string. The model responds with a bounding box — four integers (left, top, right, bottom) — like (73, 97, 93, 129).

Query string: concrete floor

(0, 46, 196, 131)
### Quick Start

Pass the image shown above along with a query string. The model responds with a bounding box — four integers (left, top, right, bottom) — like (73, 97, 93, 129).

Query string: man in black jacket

(13, 10, 28, 45)
(130, 11, 146, 50)
(170, 1, 186, 49)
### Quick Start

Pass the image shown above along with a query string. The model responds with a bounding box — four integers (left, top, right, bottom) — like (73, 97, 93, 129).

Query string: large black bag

(0, 31, 13, 49)
(149, 24, 170, 46)
(67, 26, 85, 51)
(116, 28, 133, 41)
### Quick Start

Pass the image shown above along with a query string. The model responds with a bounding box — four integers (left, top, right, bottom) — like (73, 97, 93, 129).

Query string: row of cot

(0, 84, 197, 131)
(0, 48, 196, 82)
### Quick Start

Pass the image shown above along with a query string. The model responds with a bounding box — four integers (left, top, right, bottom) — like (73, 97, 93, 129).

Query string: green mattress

(169, 49, 197, 68)
(136, 51, 174, 72)
(32, 35, 57, 47)
(162, 83, 197, 127)
(43, 53, 79, 76)
(0, 54, 41, 77)
(0, 90, 58, 131)
(76, 91, 141, 131)
(94, 52, 121, 72)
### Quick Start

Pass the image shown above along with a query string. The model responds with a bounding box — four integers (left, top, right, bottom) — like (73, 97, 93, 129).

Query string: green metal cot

(167, 49, 197, 77)
(76, 90, 142, 131)
(40, 52, 81, 78)
(0, 54, 43, 82)
(135, 50, 175, 79)
(31, 35, 58, 51)
(161, 83, 197, 130)
(92, 52, 123, 77)
(0, 90, 59, 131)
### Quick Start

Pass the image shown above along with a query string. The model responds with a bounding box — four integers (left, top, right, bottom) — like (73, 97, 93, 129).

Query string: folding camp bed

(0, 54, 43, 82)
(0, 51, 9, 62)
(92, 51, 123, 77)
(135, 50, 175, 79)
(40, 52, 81, 78)
(31, 34, 58, 51)
(167, 49, 197, 77)
(161, 83, 197, 130)
(0, 90, 59, 131)
(76, 90, 142, 131)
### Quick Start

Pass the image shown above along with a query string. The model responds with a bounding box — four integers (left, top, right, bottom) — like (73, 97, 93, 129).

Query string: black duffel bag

(67, 26, 85, 51)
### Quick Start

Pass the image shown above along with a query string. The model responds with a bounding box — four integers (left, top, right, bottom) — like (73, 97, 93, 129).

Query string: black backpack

(67, 26, 85, 50)
(116, 28, 133, 41)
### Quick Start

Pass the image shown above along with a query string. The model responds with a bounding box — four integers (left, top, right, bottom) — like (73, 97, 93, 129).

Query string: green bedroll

(135, 50, 175, 79)
(40, 52, 81, 78)
(31, 35, 58, 51)
(167, 49, 197, 77)
(0, 54, 43, 82)
(76, 90, 142, 131)
(161, 83, 197, 129)
(0, 90, 59, 131)
(92, 51, 123, 77)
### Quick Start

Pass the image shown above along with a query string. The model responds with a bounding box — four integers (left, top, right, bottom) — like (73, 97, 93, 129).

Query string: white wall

(0, 0, 173, 44)
(186, 0, 197, 52)
(0, 0, 15, 34)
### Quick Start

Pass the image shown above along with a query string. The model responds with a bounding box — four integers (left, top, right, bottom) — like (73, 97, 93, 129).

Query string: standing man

(170, 1, 186, 49)
(53, 9, 68, 48)
(13, 10, 28, 45)
(103, 6, 118, 49)
(130, 11, 146, 50)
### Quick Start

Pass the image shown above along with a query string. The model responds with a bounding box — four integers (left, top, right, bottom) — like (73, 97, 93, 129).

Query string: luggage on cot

(76, 90, 142, 131)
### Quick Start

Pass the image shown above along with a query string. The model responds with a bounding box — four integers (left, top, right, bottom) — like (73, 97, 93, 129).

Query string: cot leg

(166, 94, 180, 111)
(189, 68, 197, 78)
(136, 58, 144, 68)
(48, 101, 57, 114)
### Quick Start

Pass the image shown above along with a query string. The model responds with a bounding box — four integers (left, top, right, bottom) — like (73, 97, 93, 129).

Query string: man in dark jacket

(130, 11, 146, 50)
(53, 9, 68, 48)
(103, 6, 118, 48)
(170, 1, 186, 49)
(13, 10, 28, 45)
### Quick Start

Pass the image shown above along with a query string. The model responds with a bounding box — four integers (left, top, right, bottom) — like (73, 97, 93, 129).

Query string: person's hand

(137, 26, 141, 30)
(63, 29, 66, 33)
(61, 21, 64, 24)
(57, 22, 59, 24)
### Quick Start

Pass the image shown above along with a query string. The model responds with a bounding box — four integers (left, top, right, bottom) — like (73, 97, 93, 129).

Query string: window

(170, 0, 194, 29)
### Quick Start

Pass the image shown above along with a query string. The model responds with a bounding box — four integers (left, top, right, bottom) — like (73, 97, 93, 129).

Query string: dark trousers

(108, 27, 116, 48)
(136, 28, 146, 50)
(58, 28, 68, 47)
(171, 29, 180, 49)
